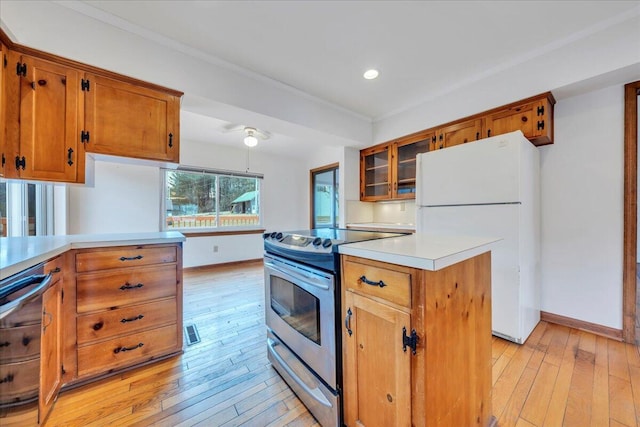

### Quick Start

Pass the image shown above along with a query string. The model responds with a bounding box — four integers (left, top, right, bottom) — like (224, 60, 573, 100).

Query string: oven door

(264, 253, 336, 389)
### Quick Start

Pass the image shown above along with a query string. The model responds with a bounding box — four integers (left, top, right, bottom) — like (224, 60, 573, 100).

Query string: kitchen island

(0, 231, 185, 424)
(338, 233, 499, 427)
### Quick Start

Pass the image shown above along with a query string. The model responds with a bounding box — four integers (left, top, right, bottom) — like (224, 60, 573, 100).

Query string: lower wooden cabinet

(39, 279, 62, 423)
(73, 243, 183, 382)
(77, 323, 179, 378)
(341, 253, 493, 427)
(343, 291, 411, 427)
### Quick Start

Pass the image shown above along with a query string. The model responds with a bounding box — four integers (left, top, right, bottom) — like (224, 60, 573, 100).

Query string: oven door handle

(264, 261, 330, 291)
(267, 337, 332, 408)
(0, 273, 53, 320)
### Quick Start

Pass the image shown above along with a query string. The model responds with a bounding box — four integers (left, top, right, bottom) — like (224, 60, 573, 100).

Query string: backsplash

(372, 201, 415, 224)
(345, 200, 415, 225)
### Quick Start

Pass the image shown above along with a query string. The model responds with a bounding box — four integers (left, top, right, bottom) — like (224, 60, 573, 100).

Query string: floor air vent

(184, 324, 201, 346)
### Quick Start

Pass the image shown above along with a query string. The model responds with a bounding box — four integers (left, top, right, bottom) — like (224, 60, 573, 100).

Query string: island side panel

(413, 251, 492, 427)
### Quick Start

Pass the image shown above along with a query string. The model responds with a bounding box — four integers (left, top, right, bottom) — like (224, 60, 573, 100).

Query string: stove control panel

(264, 231, 336, 254)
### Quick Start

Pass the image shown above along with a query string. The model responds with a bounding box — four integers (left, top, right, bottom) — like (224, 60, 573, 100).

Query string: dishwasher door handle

(0, 273, 53, 320)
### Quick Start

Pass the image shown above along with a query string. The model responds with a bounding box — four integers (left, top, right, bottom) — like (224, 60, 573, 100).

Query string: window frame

(161, 166, 264, 234)
(0, 180, 54, 237)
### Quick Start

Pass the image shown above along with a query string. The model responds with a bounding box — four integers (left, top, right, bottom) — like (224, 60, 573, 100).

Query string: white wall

(68, 161, 160, 234)
(66, 139, 319, 267)
(540, 85, 624, 329)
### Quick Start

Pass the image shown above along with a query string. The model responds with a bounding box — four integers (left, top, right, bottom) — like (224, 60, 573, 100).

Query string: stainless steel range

(263, 229, 406, 426)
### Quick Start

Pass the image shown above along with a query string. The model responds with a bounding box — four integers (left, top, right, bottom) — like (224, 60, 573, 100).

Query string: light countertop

(338, 233, 501, 271)
(0, 232, 185, 280)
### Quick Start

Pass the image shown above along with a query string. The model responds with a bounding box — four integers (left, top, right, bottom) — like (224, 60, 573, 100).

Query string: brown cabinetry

(341, 253, 493, 427)
(0, 41, 8, 177)
(39, 257, 63, 424)
(10, 55, 85, 183)
(360, 92, 555, 201)
(73, 243, 183, 380)
(84, 73, 180, 163)
(360, 131, 431, 201)
(484, 93, 554, 145)
(437, 117, 484, 149)
(0, 29, 182, 184)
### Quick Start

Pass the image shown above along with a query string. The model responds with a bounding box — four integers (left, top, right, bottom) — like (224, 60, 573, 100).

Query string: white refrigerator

(416, 130, 540, 344)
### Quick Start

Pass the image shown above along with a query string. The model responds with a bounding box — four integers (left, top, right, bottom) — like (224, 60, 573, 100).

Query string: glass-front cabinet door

(361, 145, 391, 201)
(393, 133, 432, 199)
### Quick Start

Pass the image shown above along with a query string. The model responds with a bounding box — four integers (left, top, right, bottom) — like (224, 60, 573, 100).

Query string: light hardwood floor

(1, 261, 639, 426)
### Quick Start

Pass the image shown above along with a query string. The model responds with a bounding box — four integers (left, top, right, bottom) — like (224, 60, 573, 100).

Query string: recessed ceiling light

(363, 69, 379, 80)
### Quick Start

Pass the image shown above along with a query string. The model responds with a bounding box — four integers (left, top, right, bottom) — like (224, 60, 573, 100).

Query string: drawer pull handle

(0, 374, 14, 384)
(114, 342, 144, 354)
(119, 283, 144, 291)
(119, 255, 143, 262)
(50, 267, 61, 274)
(359, 275, 386, 288)
(121, 315, 144, 323)
(0, 341, 10, 348)
(93, 321, 104, 331)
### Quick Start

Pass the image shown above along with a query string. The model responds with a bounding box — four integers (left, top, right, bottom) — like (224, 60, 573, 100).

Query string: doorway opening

(310, 163, 339, 229)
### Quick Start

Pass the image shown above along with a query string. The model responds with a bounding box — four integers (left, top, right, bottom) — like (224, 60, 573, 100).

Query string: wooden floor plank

(591, 335, 611, 427)
(542, 328, 580, 426)
(1, 262, 638, 426)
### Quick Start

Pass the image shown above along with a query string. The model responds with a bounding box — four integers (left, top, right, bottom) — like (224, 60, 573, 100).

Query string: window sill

(179, 228, 266, 238)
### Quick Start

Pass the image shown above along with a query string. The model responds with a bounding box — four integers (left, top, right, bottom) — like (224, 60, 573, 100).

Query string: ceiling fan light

(363, 69, 379, 80)
(244, 135, 258, 147)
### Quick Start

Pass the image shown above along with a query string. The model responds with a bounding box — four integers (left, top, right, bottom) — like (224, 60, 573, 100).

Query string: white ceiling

(76, 0, 638, 120)
(2, 1, 638, 156)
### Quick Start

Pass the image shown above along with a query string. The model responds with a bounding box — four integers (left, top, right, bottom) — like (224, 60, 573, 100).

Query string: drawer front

(77, 324, 179, 378)
(77, 298, 177, 345)
(76, 246, 177, 272)
(343, 259, 412, 307)
(77, 264, 177, 313)
(0, 357, 40, 405)
(0, 323, 41, 362)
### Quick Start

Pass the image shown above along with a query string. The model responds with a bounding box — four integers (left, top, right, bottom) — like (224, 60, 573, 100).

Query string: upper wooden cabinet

(0, 41, 7, 177)
(484, 93, 554, 145)
(0, 30, 183, 184)
(439, 117, 484, 149)
(84, 74, 180, 163)
(15, 55, 85, 183)
(360, 92, 555, 201)
(361, 144, 391, 201)
(361, 131, 432, 201)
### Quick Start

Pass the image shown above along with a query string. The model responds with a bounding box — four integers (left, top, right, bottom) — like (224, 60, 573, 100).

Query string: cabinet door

(19, 55, 84, 183)
(392, 134, 432, 199)
(39, 280, 62, 424)
(440, 118, 483, 149)
(0, 42, 6, 177)
(484, 96, 553, 145)
(360, 145, 391, 201)
(84, 73, 180, 163)
(2, 49, 21, 179)
(343, 291, 411, 427)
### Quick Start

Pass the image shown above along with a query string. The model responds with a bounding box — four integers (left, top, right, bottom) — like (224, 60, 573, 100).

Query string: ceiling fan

(222, 124, 271, 147)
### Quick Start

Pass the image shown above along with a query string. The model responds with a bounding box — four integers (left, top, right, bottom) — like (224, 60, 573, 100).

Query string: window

(162, 167, 262, 231)
(0, 181, 54, 237)
(310, 163, 339, 228)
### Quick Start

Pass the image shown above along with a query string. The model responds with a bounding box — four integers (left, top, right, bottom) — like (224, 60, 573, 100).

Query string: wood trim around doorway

(309, 162, 339, 229)
(623, 80, 640, 343)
